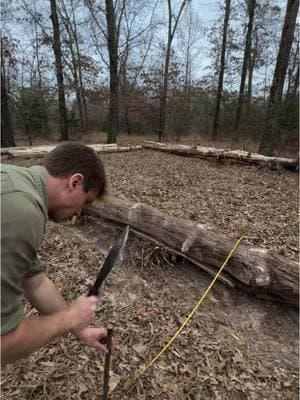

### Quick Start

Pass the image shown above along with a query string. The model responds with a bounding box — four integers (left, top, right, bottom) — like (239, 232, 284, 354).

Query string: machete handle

(87, 286, 99, 297)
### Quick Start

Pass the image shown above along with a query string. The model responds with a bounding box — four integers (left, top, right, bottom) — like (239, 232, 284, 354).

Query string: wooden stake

(103, 327, 113, 400)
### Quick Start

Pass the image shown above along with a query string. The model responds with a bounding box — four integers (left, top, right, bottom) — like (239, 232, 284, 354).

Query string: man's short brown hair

(42, 143, 106, 197)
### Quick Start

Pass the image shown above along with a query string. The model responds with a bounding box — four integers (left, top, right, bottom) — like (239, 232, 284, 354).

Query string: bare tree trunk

(50, 0, 69, 141)
(121, 74, 132, 135)
(158, 0, 188, 141)
(1, 70, 15, 147)
(81, 89, 89, 133)
(259, 0, 299, 155)
(71, 0, 89, 133)
(158, 34, 171, 142)
(119, 37, 131, 135)
(105, 0, 119, 144)
(115, 5, 153, 135)
(212, 0, 231, 139)
(120, 76, 132, 136)
(33, 7, 42, 90)
(124, 105, 132, 135)
(181, 61, 191, 139)
(287, 43, 299, 95)
(74, 67, 85, 138)
(246, 29, 258, 117)
(291, 64, 299, 97)
(25, 121, 33, 146)
(33, 17, 47, 138)
(181, 5, 195, 138)
(65, 43, 84, 138)
(59, 2, 84, 138)
(282, 48, 299, 145)
(263, 54, 269, 104)
(234, 0, 256, 132)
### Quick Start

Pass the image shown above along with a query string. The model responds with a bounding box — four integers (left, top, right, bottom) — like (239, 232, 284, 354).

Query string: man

(1, 143, 109, 365)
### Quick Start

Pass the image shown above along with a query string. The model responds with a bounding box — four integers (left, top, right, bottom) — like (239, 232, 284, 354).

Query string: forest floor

(1, 143, 299, 400)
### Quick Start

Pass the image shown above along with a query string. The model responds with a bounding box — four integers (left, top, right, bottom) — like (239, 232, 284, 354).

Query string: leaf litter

(1, 150, 298, 399)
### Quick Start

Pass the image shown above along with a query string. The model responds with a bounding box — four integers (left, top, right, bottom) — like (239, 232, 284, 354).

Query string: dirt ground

(1, 146, 299, 399)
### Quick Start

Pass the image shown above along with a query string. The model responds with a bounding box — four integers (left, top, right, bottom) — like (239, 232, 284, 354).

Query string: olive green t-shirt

(1, 164, 48, 335)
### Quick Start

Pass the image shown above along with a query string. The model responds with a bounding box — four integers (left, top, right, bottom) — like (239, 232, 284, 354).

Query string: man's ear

(69, 173, 84, 190)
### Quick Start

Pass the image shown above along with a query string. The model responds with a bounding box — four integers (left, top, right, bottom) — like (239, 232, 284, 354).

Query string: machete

(87, 225, 130, 297)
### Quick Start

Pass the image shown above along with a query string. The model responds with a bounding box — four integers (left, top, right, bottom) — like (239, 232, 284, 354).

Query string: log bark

(1, 144, 142, 159)
(85, 196, 299, 306)
(143, 141, 299, 171)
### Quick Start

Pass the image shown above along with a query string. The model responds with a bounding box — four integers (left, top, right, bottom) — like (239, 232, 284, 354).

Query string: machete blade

(87, 225, 130, 296)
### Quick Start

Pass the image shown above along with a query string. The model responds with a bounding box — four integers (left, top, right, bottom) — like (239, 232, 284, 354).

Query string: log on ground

(1, 143, 142, 159)
(143, 141, 299, 171)
(85, 196, 299, 306)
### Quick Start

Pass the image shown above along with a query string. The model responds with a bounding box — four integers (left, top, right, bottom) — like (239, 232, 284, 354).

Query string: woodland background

(1, 2, 299, 398)
(1, 0, 299, 156)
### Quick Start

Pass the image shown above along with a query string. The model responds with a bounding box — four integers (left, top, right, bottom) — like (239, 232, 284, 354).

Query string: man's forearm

(1, 310, 75, 365)
(23, 273, 68, 315)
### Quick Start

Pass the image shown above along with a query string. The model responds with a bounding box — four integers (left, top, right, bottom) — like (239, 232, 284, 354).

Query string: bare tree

(176, 3, 202, 138)
(244, 2, 281, 114)
(246, 27, 257, 116)
(118, 0, 158, 135)
(86, 0, 157, 141)
(1, 43, 15, 147)
(280, 37, 299, 143)
(59, 0, 87, 137)
(158, 0, 189, 141)
(50, 0, 69, 141)
(16, 0, 51, 138)
(286, 40, 299, 96)
(104, 0, 124, 143)
(212, 0, 231, 139)
(1, 29, 15, 147)
(259, 0, 299, 155)
(234, 0, 256, 132)
(70, 0, 89, 132)
(290, 62, 299, 98)
(16, 0, 42, 88)
(86, 0, 124, 143)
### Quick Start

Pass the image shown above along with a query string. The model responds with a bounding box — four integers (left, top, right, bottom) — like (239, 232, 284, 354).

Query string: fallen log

(143, 141, 299, 171)
(85, 196, 299, 306)
(1, 143, 142, 159)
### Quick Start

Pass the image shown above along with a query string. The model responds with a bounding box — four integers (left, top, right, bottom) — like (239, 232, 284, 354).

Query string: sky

(3, 0, 290, 92)
(193, 0, 287, 74)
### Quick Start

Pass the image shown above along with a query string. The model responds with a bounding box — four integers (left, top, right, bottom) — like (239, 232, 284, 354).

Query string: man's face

(48, 174, 98, 222)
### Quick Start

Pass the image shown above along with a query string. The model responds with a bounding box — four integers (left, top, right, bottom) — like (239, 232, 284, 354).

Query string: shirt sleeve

(1, 192, 46, 335)
(25, 257, 48, 278)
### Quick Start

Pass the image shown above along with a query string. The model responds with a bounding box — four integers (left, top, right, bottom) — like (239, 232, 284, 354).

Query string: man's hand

(72, 326, 109, 353)
(2, 274, 106, 365)
(67, 296, 99, 331)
